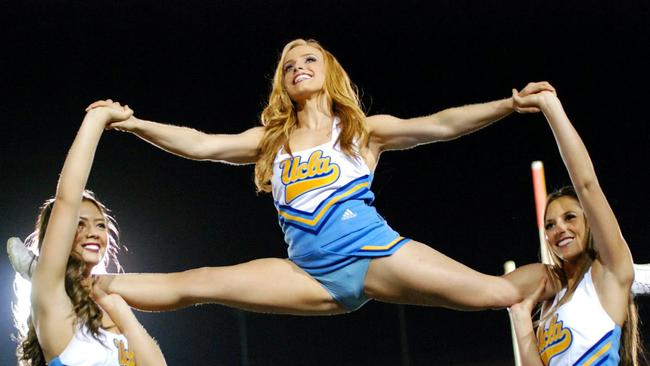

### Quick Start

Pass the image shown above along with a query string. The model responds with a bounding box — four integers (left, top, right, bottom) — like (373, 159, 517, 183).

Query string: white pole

(504, 260, 522, 366)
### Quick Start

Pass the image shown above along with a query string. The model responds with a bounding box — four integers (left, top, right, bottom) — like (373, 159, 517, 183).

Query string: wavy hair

(254, 38, 368, 192)
(538, 186, 646, 366)
(14, 190, 122, 366)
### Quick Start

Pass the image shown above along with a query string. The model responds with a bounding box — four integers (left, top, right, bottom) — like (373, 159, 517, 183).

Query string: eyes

(283, 55, 318, 73)
(77, 220, 107, 231)
(544, 213, 577, 230)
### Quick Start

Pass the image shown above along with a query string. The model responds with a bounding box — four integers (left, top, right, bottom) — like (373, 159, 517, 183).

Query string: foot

(7, 237, 36, 280)
(632, 263, 650, 296)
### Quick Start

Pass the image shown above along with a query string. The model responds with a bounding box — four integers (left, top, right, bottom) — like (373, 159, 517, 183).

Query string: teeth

(557, 238, 573, 247)
(83, 244, 100, 251)
(294, 74, 311, 83)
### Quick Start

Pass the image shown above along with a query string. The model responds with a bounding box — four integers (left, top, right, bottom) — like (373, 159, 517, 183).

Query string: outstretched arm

(86, 101, 264, 164)
(367, 82, 555, 152)
(513, 90, 634, 287)
(93, 286, 167, 366)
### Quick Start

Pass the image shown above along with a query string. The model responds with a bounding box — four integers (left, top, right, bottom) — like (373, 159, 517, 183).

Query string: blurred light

(12, 273, 32, 337)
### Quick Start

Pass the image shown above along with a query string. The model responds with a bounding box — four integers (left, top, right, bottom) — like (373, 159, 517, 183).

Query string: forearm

(129, 118, 212, 160)
(110, 307, 167, 366)
(509, 308, 544, 366)
(434, 97, 513, 140)
(539, 97, 596, 191)
(56, 116, 105, 201)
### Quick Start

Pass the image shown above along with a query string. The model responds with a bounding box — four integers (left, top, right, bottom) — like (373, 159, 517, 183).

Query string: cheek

(283, 74, 293, 87)
(101, 233, 109, 248)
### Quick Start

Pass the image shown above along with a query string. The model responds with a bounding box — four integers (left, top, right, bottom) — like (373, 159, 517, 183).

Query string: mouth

(81, 243, 101, 253)
(556, 237, 574, 247)
(293, 73, 312, 84)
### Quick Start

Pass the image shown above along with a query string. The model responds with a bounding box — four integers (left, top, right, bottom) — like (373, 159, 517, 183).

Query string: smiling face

(72, 200, 108, 269)
(544, 196, 589, 263)
(281, 44, 326, 102)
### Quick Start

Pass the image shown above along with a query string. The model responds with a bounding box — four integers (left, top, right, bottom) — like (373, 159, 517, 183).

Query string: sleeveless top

(48, 326, 134, 366)
(537, 268, 621, 365)
(270, 117, 407, 275)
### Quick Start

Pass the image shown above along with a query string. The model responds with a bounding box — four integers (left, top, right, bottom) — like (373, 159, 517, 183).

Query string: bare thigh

(363, 241, 522, 310)
(107, 258, 346, 315)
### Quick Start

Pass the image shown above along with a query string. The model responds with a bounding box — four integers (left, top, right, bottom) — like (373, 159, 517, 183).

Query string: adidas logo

(341, 209, 357, 221)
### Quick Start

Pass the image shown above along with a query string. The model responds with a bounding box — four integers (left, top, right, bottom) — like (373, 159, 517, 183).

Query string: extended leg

(364, 241, 549, 310)
(99, 258, 346, 315)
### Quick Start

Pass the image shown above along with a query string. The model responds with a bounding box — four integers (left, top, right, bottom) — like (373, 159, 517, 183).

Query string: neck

(563, 254, 589, 287)
(294, 94, 332, 130)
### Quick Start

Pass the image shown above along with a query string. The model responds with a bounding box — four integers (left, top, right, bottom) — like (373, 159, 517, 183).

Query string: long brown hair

(14, 190, 122, 366)
(254, 38, 369, 192)
(538, 186, 646, 365)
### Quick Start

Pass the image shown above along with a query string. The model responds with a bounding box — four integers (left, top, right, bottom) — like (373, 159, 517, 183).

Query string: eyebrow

(545, 211, 577, 222)
(79, 216, 106, 222)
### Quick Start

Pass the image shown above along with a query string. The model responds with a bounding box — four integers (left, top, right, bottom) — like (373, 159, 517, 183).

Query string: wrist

(132, 117, 148, 132)
(508, 304, 532, 320)
(501, 97, 516, 114)
(82, 110, 109, 126)
(539, 92, 561, 113)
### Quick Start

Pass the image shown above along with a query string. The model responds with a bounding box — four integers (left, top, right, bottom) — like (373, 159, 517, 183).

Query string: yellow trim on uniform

(582, 342, 612, 366)
(361, 236, 404, 251)
(278, 182, 369, 226)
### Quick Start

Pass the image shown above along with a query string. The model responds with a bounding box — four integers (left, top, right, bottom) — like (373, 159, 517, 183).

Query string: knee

(183, 266, 215, 283)
(176, 266, 223, 300)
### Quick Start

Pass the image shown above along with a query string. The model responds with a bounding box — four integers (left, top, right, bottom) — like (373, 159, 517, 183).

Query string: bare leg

(364, 241, 548, 310)
(99, 258, 346, 315)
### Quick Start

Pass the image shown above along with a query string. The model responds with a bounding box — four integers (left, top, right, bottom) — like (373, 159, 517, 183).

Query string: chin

(82, 254, 102, 267)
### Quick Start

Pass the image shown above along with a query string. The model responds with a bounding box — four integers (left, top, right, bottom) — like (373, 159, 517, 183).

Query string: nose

(555, 220, 569, 232)
(86, 226, 100, 239)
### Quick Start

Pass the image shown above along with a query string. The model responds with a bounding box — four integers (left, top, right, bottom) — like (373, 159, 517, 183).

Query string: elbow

(425, 123, 458, 142)
(186, 133, 216, 160)
(621, 262, 635, 288)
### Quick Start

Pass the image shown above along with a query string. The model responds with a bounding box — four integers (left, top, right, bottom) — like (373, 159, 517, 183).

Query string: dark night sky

(1, 1, 649, 365)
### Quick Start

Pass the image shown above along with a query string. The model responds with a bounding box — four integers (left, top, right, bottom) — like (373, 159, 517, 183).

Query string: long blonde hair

(538, 186, 646, 366)
(14, 190, 122, 366)
(254, 39, 368, 192)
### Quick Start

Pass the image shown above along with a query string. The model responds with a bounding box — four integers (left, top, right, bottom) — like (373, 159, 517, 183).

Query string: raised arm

(367, 82, 555, 152)
(513, 89, 633, 286)
(85, 100, 264, 165)
(32, 103, 133, 299)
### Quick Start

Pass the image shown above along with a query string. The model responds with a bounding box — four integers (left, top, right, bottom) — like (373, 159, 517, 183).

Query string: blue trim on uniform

(279, 188, 371, 235)
(593, 358, 609, 366)
(48, 356, 65, 366)
(573, 326, 621, 366)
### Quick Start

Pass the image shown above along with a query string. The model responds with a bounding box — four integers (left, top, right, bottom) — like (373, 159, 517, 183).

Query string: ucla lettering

(279, 150, 340, 203)
(537, 314, 573, 365)
(114, 338, 135, 366)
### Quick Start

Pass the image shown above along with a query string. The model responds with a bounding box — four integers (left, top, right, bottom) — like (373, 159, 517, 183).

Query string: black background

(1, 1, 648, 365)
